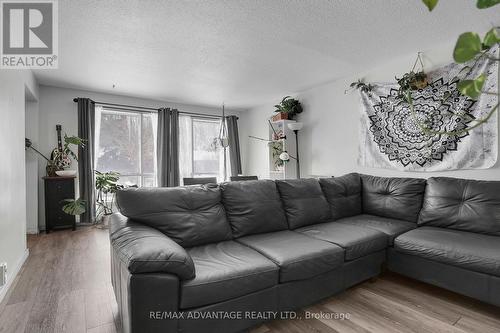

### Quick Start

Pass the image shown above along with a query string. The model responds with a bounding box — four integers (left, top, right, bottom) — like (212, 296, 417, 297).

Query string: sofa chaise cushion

(319, 173, 362, 220)
(337, 214, 416, 245)
(418, 177, 500, 236)
(237, 230, 344, 283)
(181, 241, 279, 309)
(276, 178, 331, 229)
(221, 180, 289, 238)
(361, 174, 426, 222)
(394, 227, 500, 277)
(116, 186, 232, 247)
(296, 221, 388, 261)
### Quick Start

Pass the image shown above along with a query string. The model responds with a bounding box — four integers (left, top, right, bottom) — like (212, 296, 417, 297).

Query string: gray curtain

(226, 115, 242, 176)
(77, 98, 96, 223)
(157, 108, 180, 187)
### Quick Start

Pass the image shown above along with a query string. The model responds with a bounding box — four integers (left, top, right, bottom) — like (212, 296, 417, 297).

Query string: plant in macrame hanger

(396, 52, 429, 101)
(211, 103, 230, 180)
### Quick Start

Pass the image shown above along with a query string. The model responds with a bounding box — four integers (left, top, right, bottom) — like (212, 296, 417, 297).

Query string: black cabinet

(44, 176, 76, 233)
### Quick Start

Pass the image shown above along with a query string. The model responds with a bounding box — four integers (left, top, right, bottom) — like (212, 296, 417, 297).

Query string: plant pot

(272, 112, 288, 122)
(411, 77, 429, 90)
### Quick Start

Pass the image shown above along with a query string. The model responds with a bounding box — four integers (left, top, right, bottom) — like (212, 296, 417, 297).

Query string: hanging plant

(395, 53, 429, 99)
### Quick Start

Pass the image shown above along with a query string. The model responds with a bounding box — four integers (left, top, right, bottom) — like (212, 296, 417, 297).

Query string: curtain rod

(72, 98, 235, 119)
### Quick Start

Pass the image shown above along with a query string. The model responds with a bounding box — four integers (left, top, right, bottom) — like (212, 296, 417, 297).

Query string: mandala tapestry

(358, 46, 498, 171)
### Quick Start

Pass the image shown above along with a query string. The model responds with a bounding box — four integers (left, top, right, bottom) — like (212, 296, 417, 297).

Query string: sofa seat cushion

(296, 221, 388, 261)
(181, 241, 279, 309)
(394, 227, 500, 277)
(337, 214, 416, 245)
(237, 230, 344, 283)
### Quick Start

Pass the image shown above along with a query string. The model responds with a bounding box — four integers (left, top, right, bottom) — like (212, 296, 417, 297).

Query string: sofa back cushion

(276, 178, 331, 229)
(116, 185, 232, 247)
(419, 177, 500, 236)
(221, 180, 288, 237)
(319, 173, 362, 220)
(361, 174, 426, 222)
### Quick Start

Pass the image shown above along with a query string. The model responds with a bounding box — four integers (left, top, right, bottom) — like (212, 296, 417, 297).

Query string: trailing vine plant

(406, 0, 500, 136)
(350, 0, 499, 137)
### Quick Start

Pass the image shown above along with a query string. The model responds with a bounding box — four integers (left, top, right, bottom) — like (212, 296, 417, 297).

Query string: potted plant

(95, 170, 123, 226)
(396, 71, 429, 94)
(273, 96, 303, 121)
(26, 135, 85, 176)
(51, 134, 86, 175)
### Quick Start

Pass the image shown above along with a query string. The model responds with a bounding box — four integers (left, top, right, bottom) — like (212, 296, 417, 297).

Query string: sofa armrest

(109, 212, 195, 280)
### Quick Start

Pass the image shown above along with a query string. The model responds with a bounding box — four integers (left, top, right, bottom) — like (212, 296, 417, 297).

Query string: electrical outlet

(0, 263, 6, 287)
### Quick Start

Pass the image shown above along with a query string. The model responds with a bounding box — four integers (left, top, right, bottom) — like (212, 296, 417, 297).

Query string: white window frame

(96, 107, 157, 187)
(190, 116, 221, 178)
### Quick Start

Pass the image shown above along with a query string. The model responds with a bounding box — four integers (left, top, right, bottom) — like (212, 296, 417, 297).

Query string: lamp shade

(287, 122, 303, 131)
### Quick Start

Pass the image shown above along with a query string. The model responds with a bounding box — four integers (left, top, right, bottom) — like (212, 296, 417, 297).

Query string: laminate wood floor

(0, 227, 499, 333)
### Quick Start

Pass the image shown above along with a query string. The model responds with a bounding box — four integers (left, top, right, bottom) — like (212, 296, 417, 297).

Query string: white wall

(0, 70, 38, 302)
(25, 95, 39, 234)
(37, 85, 245, 230)
(242, 41, 500, 181)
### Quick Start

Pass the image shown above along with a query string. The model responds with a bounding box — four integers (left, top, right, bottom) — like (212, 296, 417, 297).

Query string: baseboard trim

(0, 248, 29, 304)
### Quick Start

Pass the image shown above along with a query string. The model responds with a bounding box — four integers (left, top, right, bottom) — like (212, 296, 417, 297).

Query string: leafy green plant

(422, 0, 439, 11)
(274, 96, 303, 120)
(62, 198, 86, 216)
(407, 0, 500, 135)
(346, 80, 373, 94)
(62, 135, 86, 161)
(269, 141, 285, 169)
(95, 170, 123, 220)
(395, 53, 430, 98)
(396, 71, 428, 92)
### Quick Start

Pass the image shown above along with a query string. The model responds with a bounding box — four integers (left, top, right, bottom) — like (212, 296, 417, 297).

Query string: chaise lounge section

(109, 173, 500, 333)
(388, 177, 500, 307)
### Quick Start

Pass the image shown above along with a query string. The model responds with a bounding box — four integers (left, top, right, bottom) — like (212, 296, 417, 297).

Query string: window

(178, 114, 229, 184)
(95, 106, 157, 187)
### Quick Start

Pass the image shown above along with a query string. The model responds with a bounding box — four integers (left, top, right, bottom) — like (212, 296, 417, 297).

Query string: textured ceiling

(34, 0, 500, 109)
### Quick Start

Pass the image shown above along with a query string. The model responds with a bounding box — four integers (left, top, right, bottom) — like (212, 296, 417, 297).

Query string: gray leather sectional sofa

(109, 173, 500, 333)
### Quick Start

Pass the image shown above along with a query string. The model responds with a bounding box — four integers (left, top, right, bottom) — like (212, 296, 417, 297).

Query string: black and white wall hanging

(358, 46, 498, 171)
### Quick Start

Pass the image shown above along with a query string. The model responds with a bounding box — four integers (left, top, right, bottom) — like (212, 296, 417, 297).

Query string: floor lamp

(279, 122, 303, 179)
